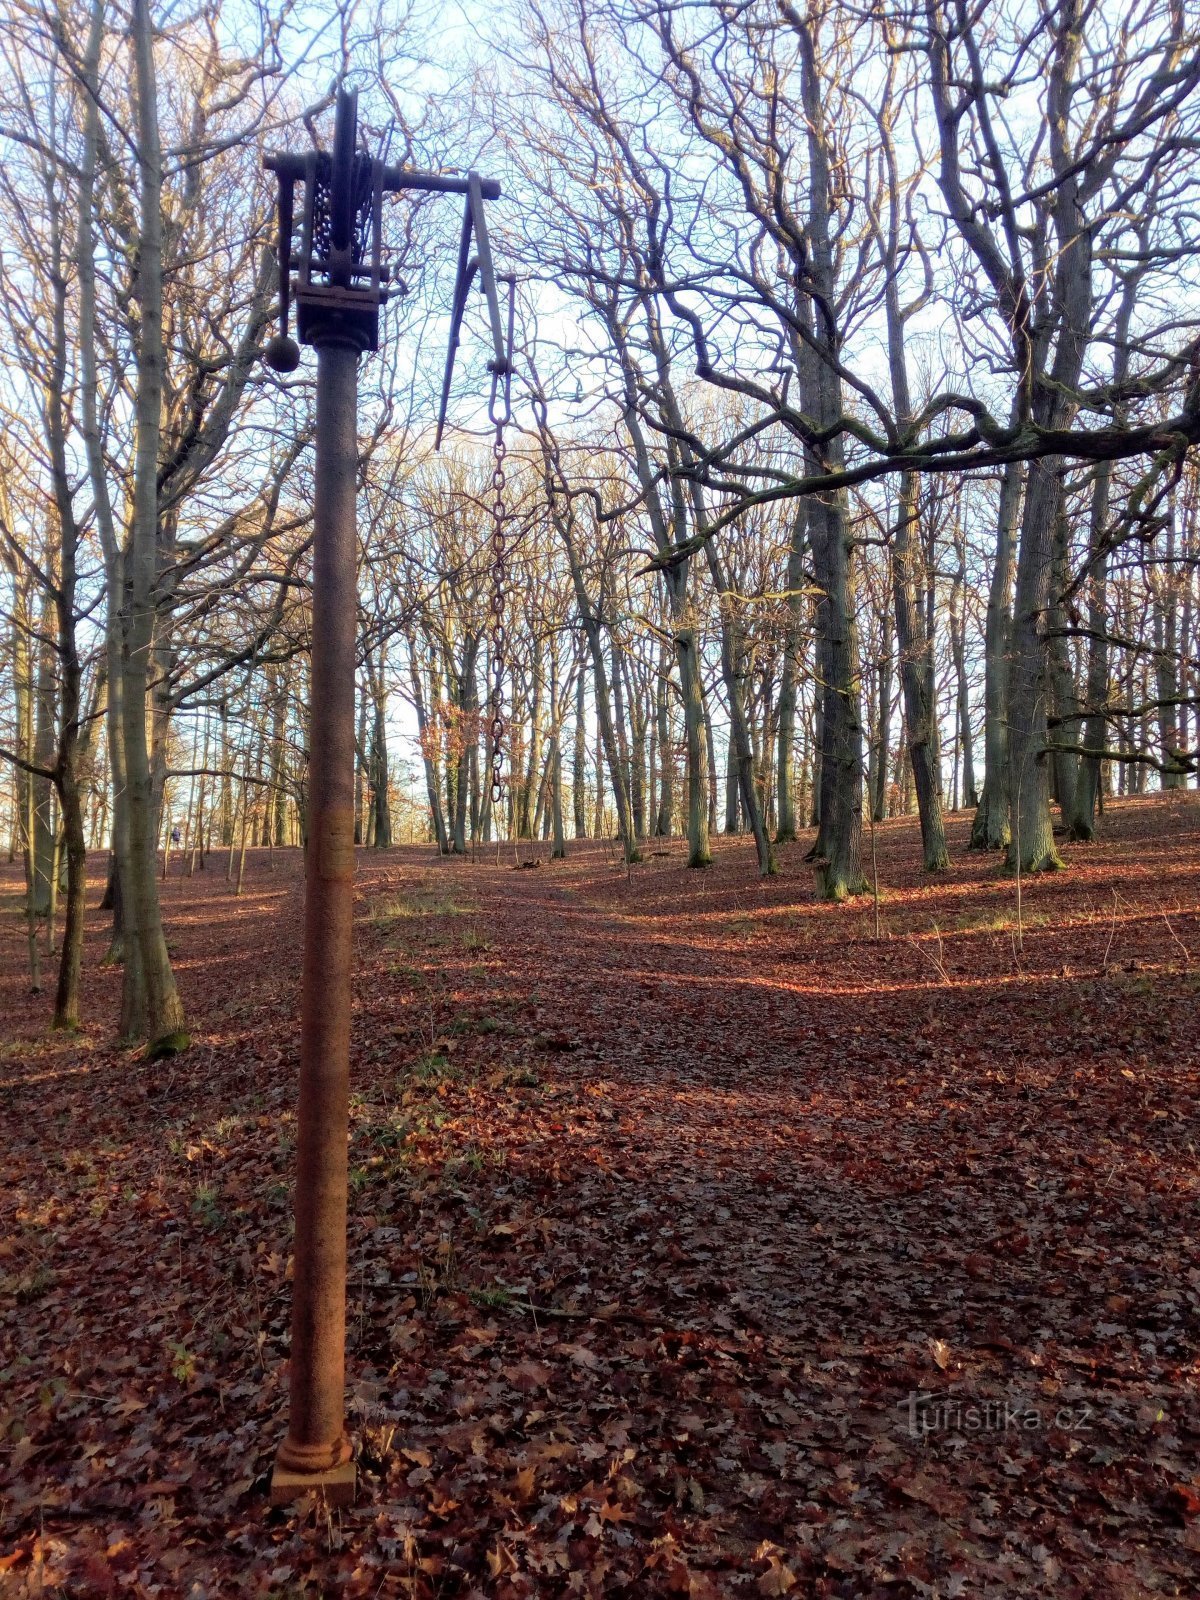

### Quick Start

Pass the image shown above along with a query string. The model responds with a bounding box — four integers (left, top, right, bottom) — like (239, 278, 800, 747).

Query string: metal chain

(488, 417, 508, 808)
(486, 273, 516, 822)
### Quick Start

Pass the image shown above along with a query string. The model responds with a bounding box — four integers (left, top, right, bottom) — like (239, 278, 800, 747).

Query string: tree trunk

(9, 580, 39, 990)
(678, 623, 710, 864)
(52, 640, 87, 1030)
(121, 0, 188, 1052)
(654, 642, 673, 837)
(548, 490, 638, 858)
(408, 638, 449, 852)
(30, 592, 56, 918)
(608, 636, 634, 845)
(870, 594, 893, 824)
(450, 637, 477, 854)
(104, 606, 133, 966)
(218, 699, 234, 847)
(775, 506, 807, 843)
(591, 632, 636, 856)
(706, 546, 773, 875)
(573, 667, 588, 837)
(1154, 505, 1186, 788)
(971, 459, 1021, 848)
(793, 16, 867, 900)
(269, 671, 289, 846)
(354, 690, 367, 844)
(949, 531, 976, 809)
(1048, 488, 1082, 821)
(724, 723, 740, 834)
(1007, 458, 1066, 875)
(892, 477, 949, 870)
(371, 685, 392, 848)
(624, 656, 648, 841)
(703, 696, 719, 839)
(549, 653, 567, 859)
(1068, 486, 1108, 840)
(807, 500, 868, 899)
(593, 722, 606, 839)
(520, 662, 541, 840)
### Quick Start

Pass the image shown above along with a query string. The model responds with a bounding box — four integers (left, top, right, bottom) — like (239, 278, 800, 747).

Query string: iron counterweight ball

(265, 332, 301, 372)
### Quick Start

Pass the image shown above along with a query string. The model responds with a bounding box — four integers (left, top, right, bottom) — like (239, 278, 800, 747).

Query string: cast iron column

(271, 335, 359, 1503)
(263, 80, 506, 1507)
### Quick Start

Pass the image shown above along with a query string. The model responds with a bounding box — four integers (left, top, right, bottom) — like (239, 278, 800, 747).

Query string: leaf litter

(1, 795, 1198, 1596)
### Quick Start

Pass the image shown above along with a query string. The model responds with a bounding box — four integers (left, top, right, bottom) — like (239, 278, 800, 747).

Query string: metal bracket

(264, 86, 510, 417)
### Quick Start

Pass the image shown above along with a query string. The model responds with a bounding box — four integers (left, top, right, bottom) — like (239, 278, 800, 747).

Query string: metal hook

(435, 173, 512, 449)
(489, 275, 516, 430)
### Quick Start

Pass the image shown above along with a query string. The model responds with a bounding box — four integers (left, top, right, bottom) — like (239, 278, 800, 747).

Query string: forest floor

(1, 795, 1199, 1599)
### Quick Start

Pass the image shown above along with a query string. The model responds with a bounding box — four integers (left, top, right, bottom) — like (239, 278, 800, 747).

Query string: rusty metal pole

(262, 82, 508, 1507)
(270, 334, 359, 1505)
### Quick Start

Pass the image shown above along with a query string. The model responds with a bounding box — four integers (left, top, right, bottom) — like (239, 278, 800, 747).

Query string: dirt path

(1, 799, 1198, 1596)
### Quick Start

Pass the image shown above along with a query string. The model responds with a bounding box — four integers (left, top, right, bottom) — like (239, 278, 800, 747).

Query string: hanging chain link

(488, 418, 508, 807)
(487, 275, 516, 814)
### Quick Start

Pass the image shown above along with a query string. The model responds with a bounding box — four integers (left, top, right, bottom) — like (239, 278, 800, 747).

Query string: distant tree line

(1, 0, 1197, 1049)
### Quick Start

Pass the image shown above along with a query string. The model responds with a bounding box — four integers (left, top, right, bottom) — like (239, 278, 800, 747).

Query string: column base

(270, 1450, 356, 1507)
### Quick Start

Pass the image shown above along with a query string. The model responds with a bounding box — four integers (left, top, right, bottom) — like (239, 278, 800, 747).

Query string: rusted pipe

(275, 335, 359, 1482)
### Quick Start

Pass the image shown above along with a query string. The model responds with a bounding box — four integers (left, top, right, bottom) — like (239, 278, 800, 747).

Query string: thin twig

(1160, 907, 1191, 968)
(906, 930, 949, 984)
(1101, 887, 1119, 974)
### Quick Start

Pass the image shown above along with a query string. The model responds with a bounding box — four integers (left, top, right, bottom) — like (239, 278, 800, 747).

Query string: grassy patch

(409, 1107, 452, 1134)
(469, 1285, 514, 1309)
(387, 961, 429, 985)
(192, 1183, 225, 1229)
(167, 1340, 197, 1383)
(449, 1011, 514, 1038)
(951, 908, 1051, 935)
(403, 1050, 459, 1088)
(370, 889, 477, 926)
(361, 1115, 409, 1150)
(1109, 970, 1158, 999)
(446, 1145, 487, 1178)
